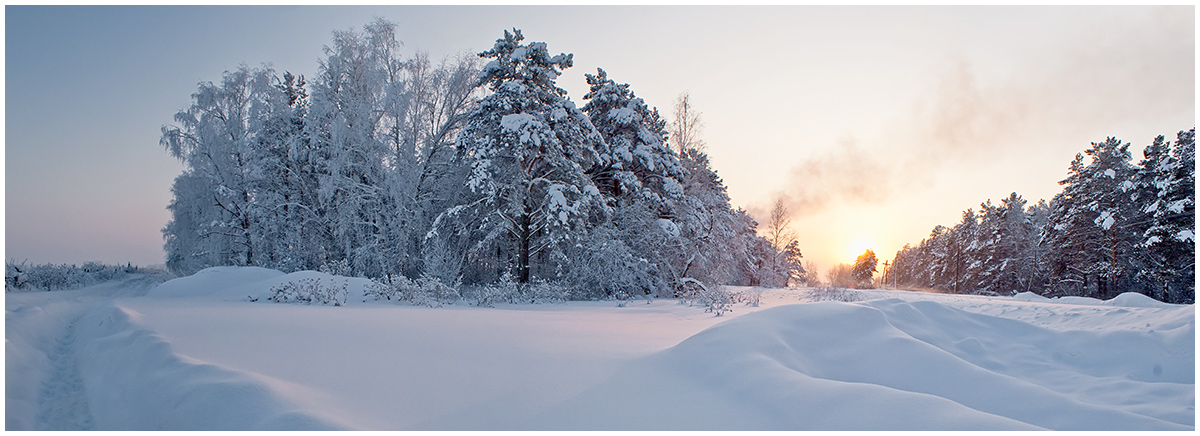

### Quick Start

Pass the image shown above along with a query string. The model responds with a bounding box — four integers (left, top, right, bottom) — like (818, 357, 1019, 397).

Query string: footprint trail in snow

(35, 317, 96, 431)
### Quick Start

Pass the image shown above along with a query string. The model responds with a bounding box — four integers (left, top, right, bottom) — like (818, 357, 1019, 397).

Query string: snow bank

(1009, 290, 1176, 308)
(1011, 291, 1050, 302)
(71, 303, 345, 430)
(148, 266, 284, 300)
(541, 298, 1193, 430)
(1105, 291, 1178, 308)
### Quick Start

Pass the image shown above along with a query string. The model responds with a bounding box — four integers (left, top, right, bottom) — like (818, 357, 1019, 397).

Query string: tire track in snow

(34, 316, 96, 430)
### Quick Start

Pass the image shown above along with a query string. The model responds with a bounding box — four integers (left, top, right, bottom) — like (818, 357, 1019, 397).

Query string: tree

(1043, 137, 1141, 299)
(451, 28, 605, 284)
(668, 92, 705, 153)
(761, 197, 804, 287)
(852, 249, 878, 288)
(669, 99, 762, 289)
(160, 65, 281, 274)
(577, 67, 686, 298)
(888, 131, 1189, 302)
(1138, 129, 1195, 303)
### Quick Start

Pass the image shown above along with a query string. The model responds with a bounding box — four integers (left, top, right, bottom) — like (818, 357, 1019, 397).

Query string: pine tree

(1044, 137, 1140, 299)
(452, 29, 605, 284)
(1140, 129, 1195, 303)
(577, 67, 687, 297)
(852, 249, 877, 288)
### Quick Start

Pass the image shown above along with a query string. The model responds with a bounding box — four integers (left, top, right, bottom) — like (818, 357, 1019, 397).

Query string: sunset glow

(847, 238, 874, 263)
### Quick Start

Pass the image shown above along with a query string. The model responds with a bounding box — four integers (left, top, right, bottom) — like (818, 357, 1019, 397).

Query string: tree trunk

(518, 208, 531, 284)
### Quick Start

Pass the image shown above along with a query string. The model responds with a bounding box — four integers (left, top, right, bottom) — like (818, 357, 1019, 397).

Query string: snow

(1169, 199, 1189, 213)
(608, 107, 637, 124)
(657, 218, 681, 238)
(7, 268, 1194, 430)
(1096, 210, 1116, 230)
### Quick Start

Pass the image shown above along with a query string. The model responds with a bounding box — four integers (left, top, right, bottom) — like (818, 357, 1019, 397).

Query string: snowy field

(7, 267, 1194, 430)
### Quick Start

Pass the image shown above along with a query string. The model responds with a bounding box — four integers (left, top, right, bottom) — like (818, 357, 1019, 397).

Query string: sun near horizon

(847, 238, 875, 264)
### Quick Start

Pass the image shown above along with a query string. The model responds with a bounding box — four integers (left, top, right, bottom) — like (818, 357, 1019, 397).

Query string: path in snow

(35, 316, 94, 430)
(6, 275, 164, 430)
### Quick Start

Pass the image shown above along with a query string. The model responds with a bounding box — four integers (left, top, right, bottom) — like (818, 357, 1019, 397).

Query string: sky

(4, 5, 1195, 275)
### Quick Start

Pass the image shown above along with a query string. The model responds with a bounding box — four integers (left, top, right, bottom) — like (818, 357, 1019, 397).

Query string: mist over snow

(7, 268, 1194, 430)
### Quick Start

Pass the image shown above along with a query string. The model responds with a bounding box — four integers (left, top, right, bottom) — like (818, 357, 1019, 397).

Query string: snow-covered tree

(852, 249, 877, 288)
(1043, 137, 1141, 299)
(1137, 129, 1195, 303)
(578, 68, 689, 297)
(758, 197, 805, 287)
(161, 65, 282, 274)
(306, 19, 402, 277)
(889, 130, 1189, 302)
(449, 29, 605, 284)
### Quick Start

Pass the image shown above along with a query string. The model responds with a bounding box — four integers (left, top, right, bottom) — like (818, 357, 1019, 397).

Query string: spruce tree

(453, 29, 605, 284)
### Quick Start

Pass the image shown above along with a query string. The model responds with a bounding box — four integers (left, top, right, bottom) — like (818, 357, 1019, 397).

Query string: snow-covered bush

(733, 287, 764, 307)
(523, 281, 569, 304)
(268, 277, 348, 306)
(806, 286, 865, 303)
(467, 284, 511, 308)
(366, 275, 460, 308)
(677, 278, 733, 316)
(463, 273, 569, 307)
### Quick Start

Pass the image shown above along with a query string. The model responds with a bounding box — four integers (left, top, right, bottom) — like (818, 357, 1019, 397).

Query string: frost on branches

(161, 23, 798, 308)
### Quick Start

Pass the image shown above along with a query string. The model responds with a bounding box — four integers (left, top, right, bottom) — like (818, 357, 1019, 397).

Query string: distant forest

(887, 130, 1195, 304)
(158, 20, 804, 301)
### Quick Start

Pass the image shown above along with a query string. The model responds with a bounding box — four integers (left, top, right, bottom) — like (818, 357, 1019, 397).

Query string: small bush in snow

(523, 281, 569, 304)
(268, 277, 348, 306)
(733, 287, 765, 307)
(806, 286, 864, 303)
(464, 273, 569, 307)
(366, 274, 460, 308)
(678, 278, 733, 316)
(467, 284, 511, 308)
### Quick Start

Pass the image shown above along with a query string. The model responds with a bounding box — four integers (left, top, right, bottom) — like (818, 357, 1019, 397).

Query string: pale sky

(5, 5, 1195, 274)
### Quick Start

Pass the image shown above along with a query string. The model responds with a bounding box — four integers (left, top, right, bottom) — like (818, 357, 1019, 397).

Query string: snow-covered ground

(7, 267, 1194, 430)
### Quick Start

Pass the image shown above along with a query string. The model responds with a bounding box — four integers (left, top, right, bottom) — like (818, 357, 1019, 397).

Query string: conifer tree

(452, 29, 605, 284)
(852, 249, 877, 288)
(1139, 129, 1195, 303)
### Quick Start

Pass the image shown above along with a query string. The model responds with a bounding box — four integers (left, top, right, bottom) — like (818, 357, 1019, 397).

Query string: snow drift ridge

(71, 303, 345, 430)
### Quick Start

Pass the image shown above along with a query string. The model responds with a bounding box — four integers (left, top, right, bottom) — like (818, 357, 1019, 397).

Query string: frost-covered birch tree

(161, 65, 281, 274)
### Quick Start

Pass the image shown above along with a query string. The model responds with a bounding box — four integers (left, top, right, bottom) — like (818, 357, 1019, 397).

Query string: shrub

(733, 287, 765, 307)
(366, 274, 460, 308)
(805, 286, 865, 303)
(678, 278, 734, 316)
(268, 277, 348, 306)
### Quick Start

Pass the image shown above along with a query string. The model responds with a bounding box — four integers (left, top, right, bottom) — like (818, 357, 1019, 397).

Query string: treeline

(889, 130, 1195, 304)
(161, 21, 804, 300)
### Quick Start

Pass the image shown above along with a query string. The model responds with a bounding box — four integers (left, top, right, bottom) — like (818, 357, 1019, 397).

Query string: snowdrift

(73, 305, 343, 430)
(7, 267, 1194, 430)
